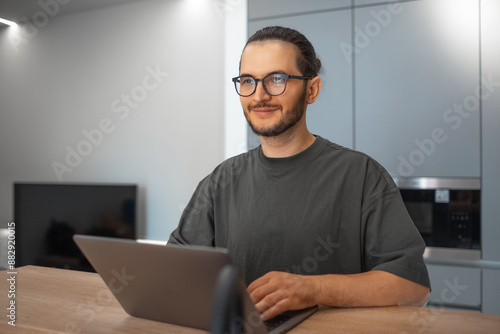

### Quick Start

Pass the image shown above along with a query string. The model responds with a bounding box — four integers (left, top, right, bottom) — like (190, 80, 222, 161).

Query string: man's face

(239, 41, 308, 137)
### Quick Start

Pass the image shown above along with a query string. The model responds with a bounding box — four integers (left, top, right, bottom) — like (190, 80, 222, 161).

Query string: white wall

(0, 0, 228, 240)
(224, 0, 248, 159)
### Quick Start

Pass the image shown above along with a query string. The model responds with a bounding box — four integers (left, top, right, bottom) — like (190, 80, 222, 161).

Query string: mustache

(248, 103, 282, 111)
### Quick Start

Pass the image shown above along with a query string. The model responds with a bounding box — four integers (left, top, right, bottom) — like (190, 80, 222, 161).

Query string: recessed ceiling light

(0, 17, 18, 27)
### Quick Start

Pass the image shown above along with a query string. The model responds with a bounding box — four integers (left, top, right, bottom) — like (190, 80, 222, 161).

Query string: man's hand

(247, 270, 430, 321)
(247, 271, 319, 321)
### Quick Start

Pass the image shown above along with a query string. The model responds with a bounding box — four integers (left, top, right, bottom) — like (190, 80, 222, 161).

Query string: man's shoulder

(205, 146, 260, 180)
(318, 136, 396, 188)
(319, 136, 375, 164)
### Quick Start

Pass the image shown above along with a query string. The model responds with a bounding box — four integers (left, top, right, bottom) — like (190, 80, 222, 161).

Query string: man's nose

(253, 80, 271, 102)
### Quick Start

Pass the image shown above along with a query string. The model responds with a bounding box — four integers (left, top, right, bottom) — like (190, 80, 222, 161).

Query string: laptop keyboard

(263, 310, 301, 331)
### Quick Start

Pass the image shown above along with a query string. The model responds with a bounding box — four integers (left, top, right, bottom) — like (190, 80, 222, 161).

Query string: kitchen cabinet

(426, 264, 481, 310)
(480, 0, 500, 263)
(354, 0, 481, 177)
(482, 269, 500, 315)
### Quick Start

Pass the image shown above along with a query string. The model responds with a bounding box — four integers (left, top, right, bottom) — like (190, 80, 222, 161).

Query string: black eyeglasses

(232, 73, 313, 97)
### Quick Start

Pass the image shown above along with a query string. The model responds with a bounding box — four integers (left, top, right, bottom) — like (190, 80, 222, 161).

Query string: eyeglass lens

(236, 74, 287, 96)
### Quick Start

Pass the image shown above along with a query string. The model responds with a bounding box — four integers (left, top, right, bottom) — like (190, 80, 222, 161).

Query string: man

(169, 26, 430, 321)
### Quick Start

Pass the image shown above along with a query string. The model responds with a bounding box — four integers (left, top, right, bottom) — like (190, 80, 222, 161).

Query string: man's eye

(272, 75, 285, 84)
(241, 78, 254, 85)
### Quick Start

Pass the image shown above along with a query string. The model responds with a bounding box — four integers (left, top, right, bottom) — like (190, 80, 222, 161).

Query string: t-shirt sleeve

(361, 163, 431, 290)
(168, 175, 216, 247)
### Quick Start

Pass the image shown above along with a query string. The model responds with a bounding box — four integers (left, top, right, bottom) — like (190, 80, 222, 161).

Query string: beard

(245, 88, 307, 137)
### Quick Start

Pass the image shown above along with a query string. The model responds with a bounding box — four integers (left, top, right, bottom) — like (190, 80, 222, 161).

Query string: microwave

(394, 177, 480, 257)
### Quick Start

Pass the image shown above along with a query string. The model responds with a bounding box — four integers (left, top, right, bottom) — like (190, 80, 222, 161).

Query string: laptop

(73, 234, 317, 333)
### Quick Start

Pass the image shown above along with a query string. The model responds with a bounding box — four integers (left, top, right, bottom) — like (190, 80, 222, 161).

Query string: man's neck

(259, 127, 316, 158)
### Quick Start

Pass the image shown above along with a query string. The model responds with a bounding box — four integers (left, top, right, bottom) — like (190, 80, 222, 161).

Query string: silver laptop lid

(73, 234, 315, 333)
(73, 235, 232, 329)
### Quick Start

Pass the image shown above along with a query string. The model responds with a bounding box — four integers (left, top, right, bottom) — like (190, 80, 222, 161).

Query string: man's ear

(306, 76, 322, 104)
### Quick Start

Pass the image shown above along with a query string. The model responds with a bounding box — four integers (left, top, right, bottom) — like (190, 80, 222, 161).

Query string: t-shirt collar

(258, 135, 327, 170)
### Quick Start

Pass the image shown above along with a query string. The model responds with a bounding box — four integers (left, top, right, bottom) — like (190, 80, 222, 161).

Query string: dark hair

(244, 26, 322, 77)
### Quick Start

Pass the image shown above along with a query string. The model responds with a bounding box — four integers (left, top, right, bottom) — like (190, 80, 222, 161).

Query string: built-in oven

(394, 177, 481, 260)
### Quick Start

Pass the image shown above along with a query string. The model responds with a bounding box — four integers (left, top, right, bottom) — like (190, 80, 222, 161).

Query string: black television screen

(14, 183, 137, 272)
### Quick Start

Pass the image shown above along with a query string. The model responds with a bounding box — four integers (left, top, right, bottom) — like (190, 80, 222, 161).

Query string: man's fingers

(248, 273, 280, 303)
(254, 288, 282, 312)
(247, 272, 317, 321)
(260, 298, 291, 321)
(250, 282, 280, 303)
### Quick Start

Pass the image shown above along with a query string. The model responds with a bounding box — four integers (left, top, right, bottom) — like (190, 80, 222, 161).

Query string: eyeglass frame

(231, 73, 313, 97)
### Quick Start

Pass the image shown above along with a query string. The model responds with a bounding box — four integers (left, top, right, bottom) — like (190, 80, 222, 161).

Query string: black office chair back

(210, 265, 245, 334)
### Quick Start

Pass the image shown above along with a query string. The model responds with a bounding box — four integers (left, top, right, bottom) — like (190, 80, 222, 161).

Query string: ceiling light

(0, 17, 18, 27)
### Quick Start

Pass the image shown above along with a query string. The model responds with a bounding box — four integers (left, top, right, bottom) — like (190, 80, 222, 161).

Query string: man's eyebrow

(239, 70, 288, 77)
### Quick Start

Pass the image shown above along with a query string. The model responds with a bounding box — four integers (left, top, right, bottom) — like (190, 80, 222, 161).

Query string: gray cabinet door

(355, 0, 481, 177)
(480, 0, 500, 262)
(426, 264, 481, 309)
(247, 9, 353, 149)
(482, 269, 500, 315)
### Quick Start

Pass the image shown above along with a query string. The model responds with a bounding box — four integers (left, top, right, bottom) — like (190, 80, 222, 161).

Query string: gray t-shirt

(168, 136, 431, 289)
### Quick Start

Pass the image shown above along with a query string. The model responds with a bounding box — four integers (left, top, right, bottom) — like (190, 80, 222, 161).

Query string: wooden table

(1, 266, 500, 333)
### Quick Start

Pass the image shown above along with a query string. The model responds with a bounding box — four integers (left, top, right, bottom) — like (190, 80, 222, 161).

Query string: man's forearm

(248, 270, 429, 320)
(313, 270, 429, 308)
